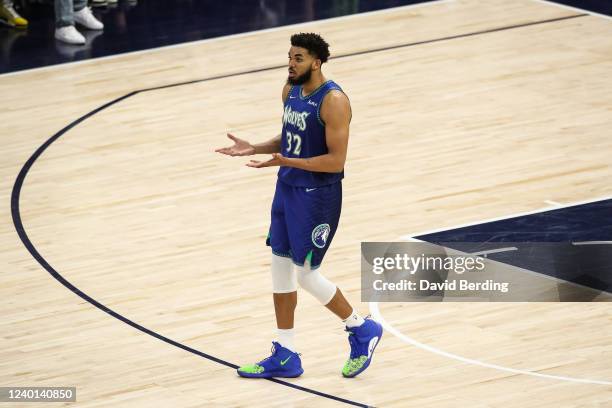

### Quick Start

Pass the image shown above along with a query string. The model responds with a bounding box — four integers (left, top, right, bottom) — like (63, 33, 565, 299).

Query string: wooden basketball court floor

(2, 0, 612, 406)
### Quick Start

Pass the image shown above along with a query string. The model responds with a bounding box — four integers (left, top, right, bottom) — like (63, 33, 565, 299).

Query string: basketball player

(215, 33, 382, 378)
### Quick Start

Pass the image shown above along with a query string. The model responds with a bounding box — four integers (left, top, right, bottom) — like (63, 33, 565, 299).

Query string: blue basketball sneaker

(342, 317, 383, 378)
(237, 342, 304, 378)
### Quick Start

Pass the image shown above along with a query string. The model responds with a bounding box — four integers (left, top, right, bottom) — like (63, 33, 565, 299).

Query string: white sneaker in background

(74, 7, 104, 30)
(55, 25, 86, 45)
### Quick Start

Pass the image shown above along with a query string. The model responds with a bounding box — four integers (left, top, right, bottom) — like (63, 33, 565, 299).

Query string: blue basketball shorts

(266, 179, 342, 269)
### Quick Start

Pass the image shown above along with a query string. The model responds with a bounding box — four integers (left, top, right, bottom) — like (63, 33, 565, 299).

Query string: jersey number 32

(286, 131, 302, 156)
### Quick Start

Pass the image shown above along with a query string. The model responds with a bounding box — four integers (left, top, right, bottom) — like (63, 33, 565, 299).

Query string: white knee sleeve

(271, 254, 297, 293)
(296, 263, 337, 305)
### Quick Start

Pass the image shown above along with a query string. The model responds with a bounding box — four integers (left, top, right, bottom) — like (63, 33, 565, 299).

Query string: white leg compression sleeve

(271, 254, 297, 293)
(296, 262, 337, 305)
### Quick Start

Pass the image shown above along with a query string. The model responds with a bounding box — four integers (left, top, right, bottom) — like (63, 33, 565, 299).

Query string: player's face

(287, 46, 317, 85)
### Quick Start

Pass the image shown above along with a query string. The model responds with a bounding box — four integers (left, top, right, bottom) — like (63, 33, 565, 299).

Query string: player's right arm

(215, 83, 289, 156)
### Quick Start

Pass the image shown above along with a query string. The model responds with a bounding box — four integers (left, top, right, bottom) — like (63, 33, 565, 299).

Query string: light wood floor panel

(2, 0, 611, 406)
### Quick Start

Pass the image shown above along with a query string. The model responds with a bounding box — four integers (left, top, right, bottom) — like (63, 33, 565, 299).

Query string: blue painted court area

(416, 199, 612, 294)
(553, 0, 612, 15)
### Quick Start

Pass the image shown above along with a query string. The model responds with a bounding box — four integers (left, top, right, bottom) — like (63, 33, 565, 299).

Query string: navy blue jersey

(278, 80, 345, 187)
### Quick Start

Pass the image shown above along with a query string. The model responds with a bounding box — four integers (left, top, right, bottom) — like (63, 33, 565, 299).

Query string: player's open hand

(246, 153, 284, 168)
(215, 133, 256, 156)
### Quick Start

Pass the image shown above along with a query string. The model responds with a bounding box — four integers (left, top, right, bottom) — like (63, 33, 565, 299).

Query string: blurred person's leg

(55, 0, 75, 27)
(0, 0, 28, 28)
(73, 0, 87, 12)
(55, 0, 86, 44)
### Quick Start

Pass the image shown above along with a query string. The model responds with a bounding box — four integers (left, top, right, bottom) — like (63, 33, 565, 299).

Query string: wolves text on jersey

(283, 105, 310, 132)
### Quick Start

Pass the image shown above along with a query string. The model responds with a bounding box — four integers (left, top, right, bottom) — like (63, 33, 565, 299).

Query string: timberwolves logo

(312, 224, 331, 249)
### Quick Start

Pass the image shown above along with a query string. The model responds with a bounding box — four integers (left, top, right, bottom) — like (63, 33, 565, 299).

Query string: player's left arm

(246, 90, 351, 172)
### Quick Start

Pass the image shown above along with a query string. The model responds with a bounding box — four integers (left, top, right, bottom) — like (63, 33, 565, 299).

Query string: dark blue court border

(10, 12, 587, 407)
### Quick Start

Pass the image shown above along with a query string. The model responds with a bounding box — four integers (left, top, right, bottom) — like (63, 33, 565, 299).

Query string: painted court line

(369, 302, 612, 385)
(374, 196, 612, 386)
(401, 195, 612, 240)
(468, 247, 518, 257)
(10, 93, 372, 408)
(544, 200, 563, 207)
(530, 0, 612, 21)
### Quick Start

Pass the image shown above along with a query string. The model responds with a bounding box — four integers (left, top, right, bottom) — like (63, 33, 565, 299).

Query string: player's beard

(287, 67, 312, 85)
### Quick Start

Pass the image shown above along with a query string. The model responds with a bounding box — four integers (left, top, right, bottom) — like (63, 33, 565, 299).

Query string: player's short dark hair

(290, 33, 330, 63)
